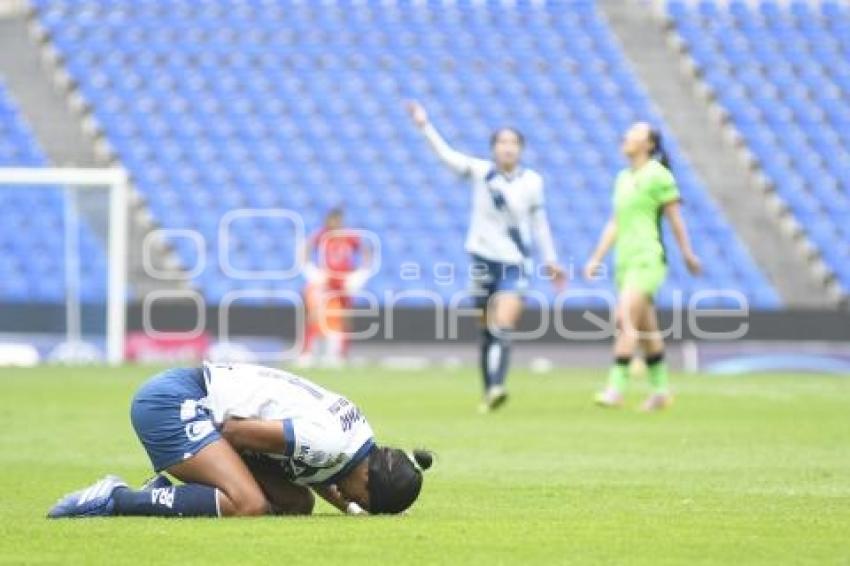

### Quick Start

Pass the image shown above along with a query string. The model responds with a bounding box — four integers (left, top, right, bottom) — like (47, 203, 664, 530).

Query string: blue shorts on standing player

(469, 253, 528, 308)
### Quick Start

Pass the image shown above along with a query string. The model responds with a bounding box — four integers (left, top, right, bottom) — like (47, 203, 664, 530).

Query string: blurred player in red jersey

(298, 208, 371, 367)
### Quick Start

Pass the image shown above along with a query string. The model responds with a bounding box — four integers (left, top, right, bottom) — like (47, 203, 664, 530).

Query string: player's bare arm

(584, 217, 617, 280)
(221, 419, 288, 454)
(406, 100, 477, 175)
(663, 201, 702, 275)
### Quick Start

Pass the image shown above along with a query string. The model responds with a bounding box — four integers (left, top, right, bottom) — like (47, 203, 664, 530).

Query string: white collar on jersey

(490, 165, 524, 182)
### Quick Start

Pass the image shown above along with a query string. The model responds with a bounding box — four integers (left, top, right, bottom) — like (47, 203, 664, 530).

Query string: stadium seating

(0, 80, 107, 302)
(33, 0, 781, 308)
(668, 0, 850, 294)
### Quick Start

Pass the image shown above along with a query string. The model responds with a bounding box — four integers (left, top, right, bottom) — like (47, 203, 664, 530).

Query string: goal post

(0, 167, 129, 365)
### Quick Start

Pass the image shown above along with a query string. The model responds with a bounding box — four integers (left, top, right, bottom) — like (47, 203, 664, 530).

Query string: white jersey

(421, 124, 558, 266)
(200, 362, 374, 487)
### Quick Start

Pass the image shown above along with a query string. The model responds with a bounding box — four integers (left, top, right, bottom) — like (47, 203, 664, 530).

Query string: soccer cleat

(47, 475, 127, 518)
(594, 387, 624, 408)
(640, 393, 673, 412)
(479, 385, 509, 413)
(140, 474, 172, 491)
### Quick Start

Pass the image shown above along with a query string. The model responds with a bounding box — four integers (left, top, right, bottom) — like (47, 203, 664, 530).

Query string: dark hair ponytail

(410, 449, 434, 471)
(367, 447, 433, 515)
(648, 128, 671, 169)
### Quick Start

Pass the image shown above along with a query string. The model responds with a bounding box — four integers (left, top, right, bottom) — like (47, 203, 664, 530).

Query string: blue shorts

(130, 367, 221, 472)
(469, 254, 528, 308)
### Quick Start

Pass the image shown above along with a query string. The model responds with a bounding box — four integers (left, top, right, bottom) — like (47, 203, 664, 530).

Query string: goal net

(0, 167, 128, 365)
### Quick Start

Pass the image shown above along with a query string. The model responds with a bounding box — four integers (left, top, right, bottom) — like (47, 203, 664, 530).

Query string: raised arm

(583, 217, 617, 280)
(663, 201, 702, 275)
(406, 100, 477, 176)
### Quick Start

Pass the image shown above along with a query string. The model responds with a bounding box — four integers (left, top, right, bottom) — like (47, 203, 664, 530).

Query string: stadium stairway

(0, 4, 187, 297)
(598, 0, 834, 307)
(0, 13, 95, 166)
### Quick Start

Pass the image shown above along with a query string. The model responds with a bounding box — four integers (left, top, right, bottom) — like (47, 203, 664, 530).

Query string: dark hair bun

(412, 449, 434, 471)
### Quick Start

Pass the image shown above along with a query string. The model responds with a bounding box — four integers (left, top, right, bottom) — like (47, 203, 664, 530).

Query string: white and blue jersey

(200, 362, 374, 487)
(421, 123, 558, 270)
(129, 364, 374, 488)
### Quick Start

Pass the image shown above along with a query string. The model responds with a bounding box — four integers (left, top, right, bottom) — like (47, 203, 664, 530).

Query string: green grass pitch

(0, 365, 848, 565)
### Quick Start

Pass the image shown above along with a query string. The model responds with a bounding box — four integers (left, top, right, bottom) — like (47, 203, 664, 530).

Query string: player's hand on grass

(346, 502, 368, 516)
(684, 251, 702, 275)
(406, 100, 428, 128)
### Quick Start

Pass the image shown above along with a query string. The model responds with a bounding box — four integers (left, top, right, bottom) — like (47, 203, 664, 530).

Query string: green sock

(607, 357, 631, 392)
(646, 352, 669, 393)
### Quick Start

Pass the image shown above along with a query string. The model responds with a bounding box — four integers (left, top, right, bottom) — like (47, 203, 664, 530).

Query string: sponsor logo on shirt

(339, 406, 363, 432)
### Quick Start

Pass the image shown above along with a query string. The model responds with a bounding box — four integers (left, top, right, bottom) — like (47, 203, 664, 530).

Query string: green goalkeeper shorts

(616, 262, 667, 297)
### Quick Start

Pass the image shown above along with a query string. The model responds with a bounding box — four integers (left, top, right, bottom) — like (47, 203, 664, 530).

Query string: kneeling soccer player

(48, 363, 432, 518)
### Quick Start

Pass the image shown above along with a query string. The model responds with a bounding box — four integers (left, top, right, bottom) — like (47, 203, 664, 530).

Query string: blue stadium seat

(0, 80, 108, 303)
(34, 0, 780, 308)
(670, 0, 850, 292)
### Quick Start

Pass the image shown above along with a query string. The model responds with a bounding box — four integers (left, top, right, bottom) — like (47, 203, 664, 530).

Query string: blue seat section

(34, 0, 779, 308)
(669, 0, 850, 294)
(0, 80, 108, 303)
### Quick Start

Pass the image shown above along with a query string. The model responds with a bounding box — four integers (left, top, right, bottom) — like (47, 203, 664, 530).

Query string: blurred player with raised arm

(407, 101, 565, 412)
